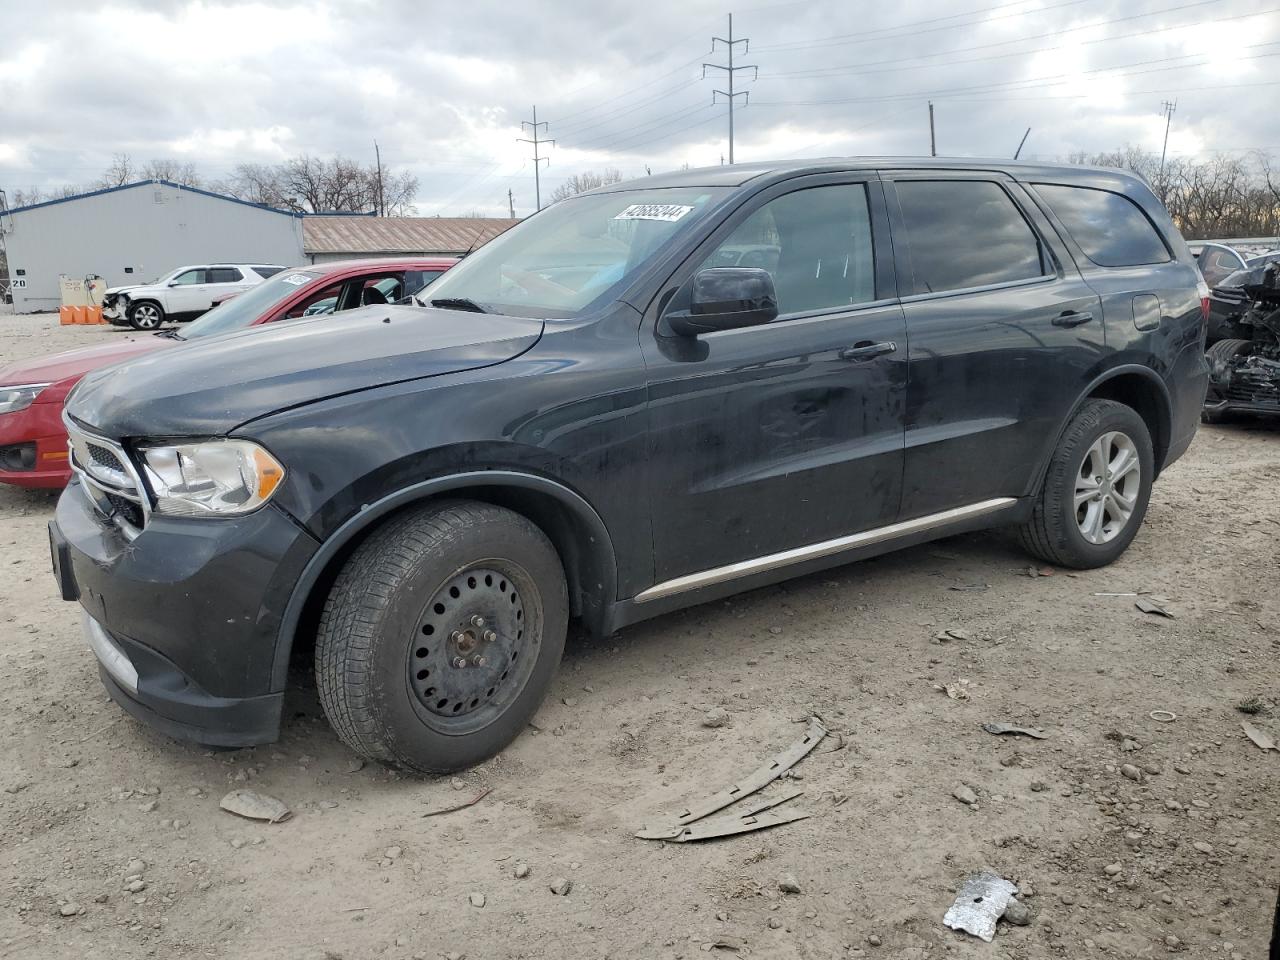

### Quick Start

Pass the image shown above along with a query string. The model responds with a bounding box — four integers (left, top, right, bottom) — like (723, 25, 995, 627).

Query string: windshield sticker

(614, 204, 694, 223)
(281, 274, 312, 286)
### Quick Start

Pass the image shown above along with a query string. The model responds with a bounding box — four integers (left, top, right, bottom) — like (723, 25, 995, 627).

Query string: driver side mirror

(664, 267, 778, 338)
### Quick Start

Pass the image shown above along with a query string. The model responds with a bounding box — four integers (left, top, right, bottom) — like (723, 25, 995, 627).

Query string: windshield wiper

(430, 297, 489, 314)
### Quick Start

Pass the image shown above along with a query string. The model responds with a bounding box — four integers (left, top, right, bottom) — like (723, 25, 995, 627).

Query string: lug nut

(483, 629, 497, 643)
(452, 657, 468, 669)
(470, 615, 487, 628)
(450, 630, 464, 643)
(471, 656, 488, 668)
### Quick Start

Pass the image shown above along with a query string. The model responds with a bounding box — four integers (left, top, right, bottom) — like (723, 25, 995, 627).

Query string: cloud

(1, 0, 1276, 215)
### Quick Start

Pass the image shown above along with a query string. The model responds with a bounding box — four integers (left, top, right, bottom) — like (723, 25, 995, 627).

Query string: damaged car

(1204, 260, 1280, 422)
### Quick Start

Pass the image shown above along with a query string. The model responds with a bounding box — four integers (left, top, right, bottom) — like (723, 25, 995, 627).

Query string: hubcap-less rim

(1074, 430, 1141, 544)
(407, 564, 537, 734)
(134, 305, 160, 328)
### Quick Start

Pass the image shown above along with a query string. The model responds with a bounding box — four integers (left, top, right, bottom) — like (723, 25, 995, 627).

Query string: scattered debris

(1241, 720, 1278, 753)
(1134, 597, 1175, 618)
(942, 872, 1019, 942)
(421, 786, 491, 818)
(1236, 697, 1268, 716)
(1120, 764, 1143, 782)
(702, 936, 746, 953)
(1094, 592, 1139, 597)
(513, 862, 530, 879)
(935, 680, 971, 701)
(981, 722, 1047, 740)
(778, 874, 802, 894)
(468, 892, 486, 908)
(932, 628, 973, 644)
(636, 720, 825, 842)
(344, 758, 365, 774)
(1148, 710, 1177, 723)
(948, 584, 989, 592)
(702, 707, 731, 729)
(952, 785, 978, 806)
(218, 790, 292, 824)
(549, 877, 572, 896)
(1002, 897, 1032, 926)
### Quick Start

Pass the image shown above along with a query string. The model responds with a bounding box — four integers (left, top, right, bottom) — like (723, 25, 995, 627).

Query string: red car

(0, 257, 456, 488)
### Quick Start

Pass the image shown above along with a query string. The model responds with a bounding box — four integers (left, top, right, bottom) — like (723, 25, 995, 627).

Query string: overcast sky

(1, 0, 1276, 216)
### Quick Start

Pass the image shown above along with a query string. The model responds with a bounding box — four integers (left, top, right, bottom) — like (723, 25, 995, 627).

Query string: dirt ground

(0, 312, 1277, 960)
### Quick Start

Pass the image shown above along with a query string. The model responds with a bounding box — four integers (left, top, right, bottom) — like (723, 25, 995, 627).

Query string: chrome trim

(63, 412, 150, 537)
(634, 497, 1018, 603)
(83, 612, 139, 695)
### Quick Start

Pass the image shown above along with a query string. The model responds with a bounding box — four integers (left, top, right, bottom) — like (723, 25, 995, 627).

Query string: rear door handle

(1053, 310, 1094, 328)
(839, 340, 897, 362)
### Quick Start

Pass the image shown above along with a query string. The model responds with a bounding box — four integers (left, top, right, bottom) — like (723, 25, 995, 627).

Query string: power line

(756, 0, 1100, 52)
(553, 77, 703, 137)
(517, 106, 554, 211)
(703, 14, 757, 164)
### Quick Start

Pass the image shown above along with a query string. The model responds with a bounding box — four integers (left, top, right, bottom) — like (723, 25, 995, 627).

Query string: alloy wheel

(1074, 430, 1141, 544)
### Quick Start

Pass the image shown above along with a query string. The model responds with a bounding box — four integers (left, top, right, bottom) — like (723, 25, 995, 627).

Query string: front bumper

(0, 401, 73, 488)
(52, 479, 320, 747)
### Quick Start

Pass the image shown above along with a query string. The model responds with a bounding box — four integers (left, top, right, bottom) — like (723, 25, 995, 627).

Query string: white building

(1, 180, 305, 314)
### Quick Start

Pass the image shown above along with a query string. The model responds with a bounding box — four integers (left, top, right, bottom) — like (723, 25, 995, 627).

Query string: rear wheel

(128, 301, 164, 330)
(1018, 399, 1153, 569)
(315, 500, 567, 774)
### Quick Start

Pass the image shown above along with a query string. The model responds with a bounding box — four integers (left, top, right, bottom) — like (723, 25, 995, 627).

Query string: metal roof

(3, 179, 302, 217)
(302, 216, 520, 256)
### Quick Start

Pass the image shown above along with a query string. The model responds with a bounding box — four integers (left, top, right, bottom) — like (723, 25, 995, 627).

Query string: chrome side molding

(634, 498, 1018, 603)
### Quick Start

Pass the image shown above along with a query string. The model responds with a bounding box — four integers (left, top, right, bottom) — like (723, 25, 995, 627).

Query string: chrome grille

(64, 415, 148, 538)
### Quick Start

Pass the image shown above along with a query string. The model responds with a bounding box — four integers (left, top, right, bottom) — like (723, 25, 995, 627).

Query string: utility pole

(508, 188, 515, 219)
(373, 140, 385, 216)
(1158, 99, 1176, 201)
(518, 106, 554, 211)
(704, 14, 756, 165)
(928, 102, 936, 157)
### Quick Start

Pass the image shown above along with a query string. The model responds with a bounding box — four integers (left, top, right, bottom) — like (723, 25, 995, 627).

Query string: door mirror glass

(667, 267, 778, 337)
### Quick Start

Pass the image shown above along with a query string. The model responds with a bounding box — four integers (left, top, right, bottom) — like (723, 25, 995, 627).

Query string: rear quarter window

(1034, 183, 1170, 268)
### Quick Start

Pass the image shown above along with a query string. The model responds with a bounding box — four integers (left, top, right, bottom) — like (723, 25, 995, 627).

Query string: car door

(640, 175, 908, 583)
(163, 268, 210, 315)
(201, 267, 248, 311)
(883, 173, 1105, 518)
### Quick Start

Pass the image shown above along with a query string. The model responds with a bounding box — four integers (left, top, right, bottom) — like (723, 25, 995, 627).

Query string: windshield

(423, 187, 728, 318)
(179, 270, 318, 339)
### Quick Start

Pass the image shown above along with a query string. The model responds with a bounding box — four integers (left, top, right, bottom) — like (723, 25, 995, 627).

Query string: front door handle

(1053, 310, 1094, 328)
(839, 340, 897, 362)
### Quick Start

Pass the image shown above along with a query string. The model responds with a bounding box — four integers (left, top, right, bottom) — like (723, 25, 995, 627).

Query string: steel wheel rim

(406, 562, 539, 735)
(134, 306, 160, 328)
(1074, 430, 1141, 544)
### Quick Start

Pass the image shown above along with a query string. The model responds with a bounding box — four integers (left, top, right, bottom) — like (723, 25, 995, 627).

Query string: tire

(128, 301, 165, 330)
(1018, 399, 1154, 569)
(1202, 339, 1250, 424)
(315, 500, 568, 774)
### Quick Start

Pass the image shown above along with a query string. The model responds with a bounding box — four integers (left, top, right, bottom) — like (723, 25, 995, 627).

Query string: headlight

(139, 439, 285, 517)
(0, 383, 51, 415)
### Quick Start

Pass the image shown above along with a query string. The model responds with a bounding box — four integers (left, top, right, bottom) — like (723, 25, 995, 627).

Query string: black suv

(50, 159, 1208, 773)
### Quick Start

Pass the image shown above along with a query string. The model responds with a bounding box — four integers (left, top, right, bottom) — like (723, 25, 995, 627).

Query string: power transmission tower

(1158, 99, 1176, 201)
(518, 106, 554, 211)
(703, 14, 756, 165)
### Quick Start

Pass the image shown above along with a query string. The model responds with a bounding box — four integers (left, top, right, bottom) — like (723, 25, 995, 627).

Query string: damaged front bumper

(1206, 351, 1280, 416)
(101, 294, 130, 325)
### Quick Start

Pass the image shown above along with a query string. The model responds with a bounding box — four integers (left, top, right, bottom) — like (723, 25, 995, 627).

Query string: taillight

(1196, 279, 1210, 328)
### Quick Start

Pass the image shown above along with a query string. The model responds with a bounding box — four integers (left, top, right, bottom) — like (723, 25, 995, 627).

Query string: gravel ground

(0, 314, 1277, 960)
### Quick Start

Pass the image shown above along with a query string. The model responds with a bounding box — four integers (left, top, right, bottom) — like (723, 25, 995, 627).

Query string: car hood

(104, 284, 148, 298)
(66, 304, 545, 437)
(0, 336, 171, 391)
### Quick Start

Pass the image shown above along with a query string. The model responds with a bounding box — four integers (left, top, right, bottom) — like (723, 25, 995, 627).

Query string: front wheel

(128, 301, 164, 330)
(315, 500, 568, 774)
(1018, 399, 1154, 569)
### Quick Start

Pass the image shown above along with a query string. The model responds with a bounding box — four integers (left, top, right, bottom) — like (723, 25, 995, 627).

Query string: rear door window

(895, 180, 1048, 295)
(207, 267, 243, 283)
(1034, 183, 1170, 267)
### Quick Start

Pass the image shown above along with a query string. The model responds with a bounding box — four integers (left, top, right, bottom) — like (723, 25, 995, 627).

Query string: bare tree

(217, 154, 417, 214)
(142, 158, 202, 187)
(98, 153, 135, 188)
(548, 168, 625, 204)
